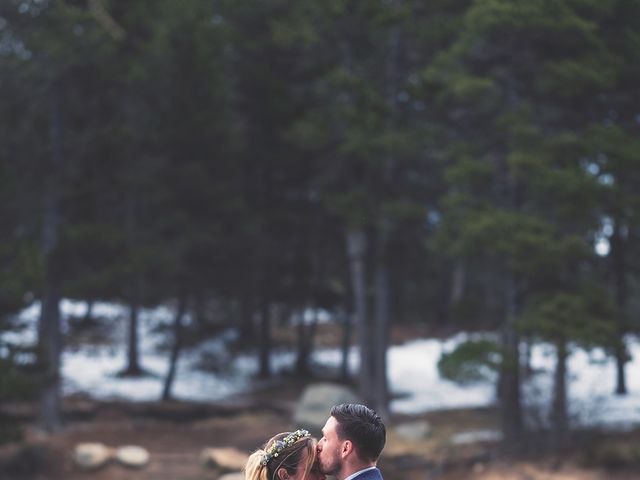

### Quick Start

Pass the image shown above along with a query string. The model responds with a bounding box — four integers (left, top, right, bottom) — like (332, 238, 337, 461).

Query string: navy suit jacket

(351, 468, 383, 480)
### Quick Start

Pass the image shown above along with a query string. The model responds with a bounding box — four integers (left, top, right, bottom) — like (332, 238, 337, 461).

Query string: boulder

(590, 441, 640, 468)
(72, 443, 113, 470)
(115, 445, 150, 468)
(393, 420, 432, 441)
(293, 383, 359, 434)
(201, 447, 248, 471)
(449, 430, 502, 446)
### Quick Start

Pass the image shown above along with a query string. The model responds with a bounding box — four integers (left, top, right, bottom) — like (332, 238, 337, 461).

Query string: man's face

(316, 416, 342, 476)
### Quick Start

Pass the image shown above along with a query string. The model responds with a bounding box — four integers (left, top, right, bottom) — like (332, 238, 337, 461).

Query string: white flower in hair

(261, 429, 310, 466)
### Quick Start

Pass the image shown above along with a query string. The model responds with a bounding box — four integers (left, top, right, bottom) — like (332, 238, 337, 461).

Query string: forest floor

(2, 379, 640, 480)
(2, 323, 640, 479)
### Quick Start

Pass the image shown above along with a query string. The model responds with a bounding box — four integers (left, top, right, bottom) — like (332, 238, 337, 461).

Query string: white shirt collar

(343, 466, 377, 480)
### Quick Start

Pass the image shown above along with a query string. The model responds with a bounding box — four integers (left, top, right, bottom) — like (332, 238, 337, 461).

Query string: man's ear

(277, 467, 289, 480)
(341, 440, 354, 458)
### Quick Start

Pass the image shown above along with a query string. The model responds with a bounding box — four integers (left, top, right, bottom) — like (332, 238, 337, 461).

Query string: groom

(316, 403, 386, 480)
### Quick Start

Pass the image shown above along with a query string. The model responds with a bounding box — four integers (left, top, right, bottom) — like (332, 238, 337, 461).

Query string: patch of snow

(388, 338, 496, 414)
(450, 429, 502, 445)
(5, 300, 640, 431)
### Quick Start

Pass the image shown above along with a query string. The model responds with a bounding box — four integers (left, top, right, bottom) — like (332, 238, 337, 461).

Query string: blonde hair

(245, 432, 317, 480)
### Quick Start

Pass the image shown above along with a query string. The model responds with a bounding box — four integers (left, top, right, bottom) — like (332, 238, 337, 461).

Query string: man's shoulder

(352, 467, 383, 480)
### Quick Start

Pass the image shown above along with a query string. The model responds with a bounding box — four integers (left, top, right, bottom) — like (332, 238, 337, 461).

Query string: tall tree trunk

(522, 334, 534, 378)
(496, 133, 524, 449)
(239, 292, 254, 344)
(499, 272, 522, 450)
(192, 292, 205, 326)
(161, 295, 187, 401)
(450, 262, 466, 306)
(83, 299, 94, 322)
(551, 336, 568, 447)
(38, 78, 64, 433)
(258, 300, 272, 378)
(340, 308, 352, 380)
(295, 307, 319, 376)
(123, 191, 143, 376)
(125, 298, 142, 375)
(368, 0, 402, 418)
(372, 225, 391, 418)
(39, 263, 62, 432)
(346, 230, 372, 403)
(614, 340, 627, 395)
(610, 216, 628, 395)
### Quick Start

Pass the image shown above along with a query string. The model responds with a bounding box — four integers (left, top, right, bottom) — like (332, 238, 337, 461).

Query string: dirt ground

(2, 380, 639, 480)
(2, 324, 639, 479)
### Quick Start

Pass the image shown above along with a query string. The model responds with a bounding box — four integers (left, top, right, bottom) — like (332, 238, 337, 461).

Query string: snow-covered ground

(5, 300, 640, 430)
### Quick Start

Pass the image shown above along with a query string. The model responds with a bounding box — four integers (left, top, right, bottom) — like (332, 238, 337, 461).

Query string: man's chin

(319, 465, 339, 477)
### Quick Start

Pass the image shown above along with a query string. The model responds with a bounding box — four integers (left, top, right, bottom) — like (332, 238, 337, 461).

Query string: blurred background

(1, 0, 640, 479)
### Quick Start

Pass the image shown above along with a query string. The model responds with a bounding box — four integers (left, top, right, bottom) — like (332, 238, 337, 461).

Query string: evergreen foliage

(0, 0, 639, 447)
(438, 338, 501, 385)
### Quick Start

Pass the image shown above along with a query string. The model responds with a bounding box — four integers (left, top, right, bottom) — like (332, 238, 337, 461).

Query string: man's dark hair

(330, 403, 386, 462)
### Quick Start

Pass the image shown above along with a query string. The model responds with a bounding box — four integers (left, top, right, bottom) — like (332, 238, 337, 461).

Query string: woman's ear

(277, 467, 289, 480)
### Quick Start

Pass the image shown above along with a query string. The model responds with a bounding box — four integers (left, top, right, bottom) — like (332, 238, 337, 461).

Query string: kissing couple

(245, 403, 386, 480)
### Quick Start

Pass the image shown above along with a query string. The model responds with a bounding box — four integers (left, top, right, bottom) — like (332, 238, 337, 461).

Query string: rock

(201, 447, 248, 471)
(449, 430, 502, 446)
(72, 443, 113, 470)
(115, 445, 150, 468)
(393, 421, 432, 441)
(218, 473, 245, 480)
(293, 383, 359, 433)
(591, 441, 640, 468)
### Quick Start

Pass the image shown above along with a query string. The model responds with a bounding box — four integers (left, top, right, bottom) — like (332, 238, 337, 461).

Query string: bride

(245, 429, 326, 480)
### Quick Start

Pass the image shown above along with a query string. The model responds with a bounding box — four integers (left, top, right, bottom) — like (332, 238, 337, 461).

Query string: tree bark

(38, 78, 64, 433)
(496, 134, 524, 450)
(258, 300, 272, 378)
(83, 299, 94, 322)
(239, 292, 254, 344)
(522, 334, 534, 377)
(347, 230, 372, 402)
(39, 264, 62, 432)
(499, 272, 522, 450)
(295, 307, 319, 376)
(339, 308, 352, 380)
(450, 261, 466, 306)
(161, 295, 187, 401)
(614, 340, 627, 395)
(610, 216, 628, 395)
(124, 299, 142, 375)
(551, 337, 568, 447)
(372, 225, 391, 418)
(367, 0, 402, 417)
(123, 190, 143, 376)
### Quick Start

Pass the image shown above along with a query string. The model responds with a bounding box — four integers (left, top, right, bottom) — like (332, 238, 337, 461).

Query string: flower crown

(261, 429, 311, 466)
